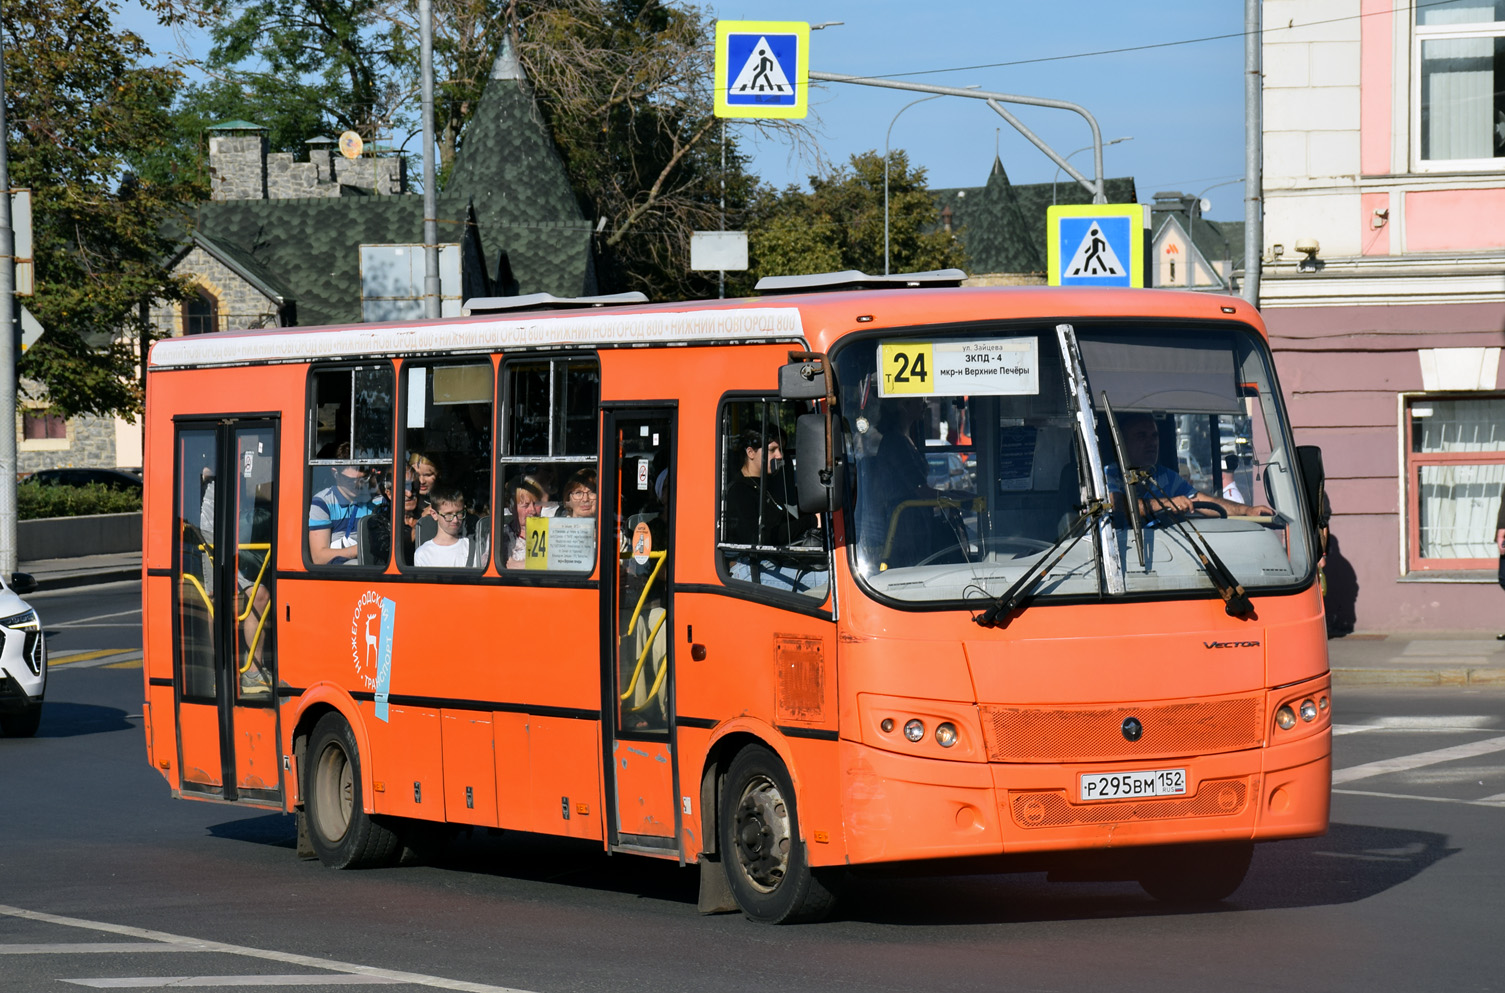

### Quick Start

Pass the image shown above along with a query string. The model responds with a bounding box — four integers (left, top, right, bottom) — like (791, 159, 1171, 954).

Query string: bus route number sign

(879, 339, 1041, 397)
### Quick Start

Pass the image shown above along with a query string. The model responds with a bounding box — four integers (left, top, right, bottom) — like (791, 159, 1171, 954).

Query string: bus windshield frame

(832, 318, 1317, 609)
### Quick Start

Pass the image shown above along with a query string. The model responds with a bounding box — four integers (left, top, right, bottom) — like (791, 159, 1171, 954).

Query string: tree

(6, 0, 204, 419)
(740, 150, 967, 289)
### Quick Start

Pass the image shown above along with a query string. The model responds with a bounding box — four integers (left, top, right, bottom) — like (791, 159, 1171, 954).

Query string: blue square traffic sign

(724, 32, 799, 107)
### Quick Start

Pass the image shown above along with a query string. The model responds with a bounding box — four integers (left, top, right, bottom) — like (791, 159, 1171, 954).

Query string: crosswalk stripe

(1331, 734, 1505, 785)
(51, 652, 141, 669)
(64, 976, 402, 988)
(0, 943, 199, 954)
(1334, 788, 1505, 808)
(0, 906, 540, 993)
(49, 649, 129, 665)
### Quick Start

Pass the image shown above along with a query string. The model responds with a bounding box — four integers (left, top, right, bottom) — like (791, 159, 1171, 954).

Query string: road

(3, 581, 1503, 992)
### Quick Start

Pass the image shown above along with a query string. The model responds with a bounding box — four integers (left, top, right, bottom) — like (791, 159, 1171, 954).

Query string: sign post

(1047, 203, 1145, 288)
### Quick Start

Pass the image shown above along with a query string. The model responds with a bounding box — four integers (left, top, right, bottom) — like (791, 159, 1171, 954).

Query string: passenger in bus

(413, 484, 472, 567)
(1108, 412, 1272, 519)
(724, 430, 826, 593)
(558, 468, 598, 519)
(409, 451, 441, 545)
(308, 443, 379, 565)
(863, 395, 969, 566)
(502, 474, 547, 569)
(530, 465, 561, 517)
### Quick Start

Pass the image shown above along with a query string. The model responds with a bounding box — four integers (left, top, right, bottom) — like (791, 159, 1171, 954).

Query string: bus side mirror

(795, 413, 844, 514)
(1296, 445, 1325, 547)
(779, 358, 827, 400)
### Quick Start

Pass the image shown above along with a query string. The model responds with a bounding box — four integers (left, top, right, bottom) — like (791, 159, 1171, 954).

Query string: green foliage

(6, 0, 202, 419)
(18, 481, 143, 520)
(739, 150, 967, 290)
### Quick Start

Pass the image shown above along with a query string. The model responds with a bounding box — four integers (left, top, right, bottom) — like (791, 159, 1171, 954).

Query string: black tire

(304, 712, 400, 869)
(1138, 841, 1253, 905)
(0, 702, 41, 738)
(719, 744, 841, 924)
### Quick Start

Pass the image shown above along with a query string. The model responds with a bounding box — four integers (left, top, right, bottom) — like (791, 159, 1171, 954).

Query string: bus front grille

(1007, 777, 1251, 829)
(979, 693, 1265, 763)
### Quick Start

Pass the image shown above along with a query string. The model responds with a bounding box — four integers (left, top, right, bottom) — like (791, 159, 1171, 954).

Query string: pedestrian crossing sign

(715, 21, 809, 119)
(1047, 203, 1145, 288)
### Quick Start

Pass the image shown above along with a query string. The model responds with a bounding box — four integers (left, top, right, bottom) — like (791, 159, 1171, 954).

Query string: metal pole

(420, 0, 440, 319)
(1243, 0, 1262, 306)
(885, 94, 941, 275)
(719, 119, 725, 299)
(0, 18, 16, 580)
(813, 71, 1106, 203)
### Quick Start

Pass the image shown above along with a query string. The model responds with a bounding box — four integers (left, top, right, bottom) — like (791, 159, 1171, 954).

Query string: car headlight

(0, 608, 38, 630)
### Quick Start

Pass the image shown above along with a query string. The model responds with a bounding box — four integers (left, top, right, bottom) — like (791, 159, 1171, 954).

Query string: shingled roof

(933, 158, 1138, 276)
(186, 35, 595, 327)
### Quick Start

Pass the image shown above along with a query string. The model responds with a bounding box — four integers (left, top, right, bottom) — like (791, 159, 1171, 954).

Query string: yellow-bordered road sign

(714, 21, 809, 119)
(1047, 203, 1145, 288)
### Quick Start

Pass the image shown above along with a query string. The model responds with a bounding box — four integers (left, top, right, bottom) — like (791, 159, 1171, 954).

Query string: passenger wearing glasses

(308, 442, 379, 565)
(413, 484, 472, 567)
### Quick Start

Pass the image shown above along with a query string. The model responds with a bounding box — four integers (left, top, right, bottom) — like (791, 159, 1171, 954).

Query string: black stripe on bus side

(338, 690, 600, 722)
(674, 581, 835, 622)
(270, 569, 599, 590)
(147, 567, 173, 578)
(777, 726, 840, 741)
(675, 716, 717, 730)
(148, 676, 174, 687)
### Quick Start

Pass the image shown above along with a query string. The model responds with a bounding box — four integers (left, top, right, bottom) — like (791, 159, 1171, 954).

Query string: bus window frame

(496, 352, 603, 582)
(395, 354, 497, 578)
(302, 360, 398, 575)
(713, 390, 835, 615)
(827, 316, 1319, 614)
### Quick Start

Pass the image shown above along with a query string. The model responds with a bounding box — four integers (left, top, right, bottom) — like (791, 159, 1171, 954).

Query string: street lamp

(884, 85, 977, 275)
(1052, 135, 1132, 205)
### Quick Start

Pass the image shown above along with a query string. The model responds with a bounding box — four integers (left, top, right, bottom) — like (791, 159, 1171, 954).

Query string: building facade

(1260, 0, 1505, 631)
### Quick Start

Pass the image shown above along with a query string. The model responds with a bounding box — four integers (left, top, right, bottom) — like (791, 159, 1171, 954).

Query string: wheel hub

(732, 776, 791, 893)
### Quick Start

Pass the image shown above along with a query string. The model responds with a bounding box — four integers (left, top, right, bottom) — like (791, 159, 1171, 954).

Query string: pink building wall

(1359, 0, 1390, 176)
(1407, 189, 1505, 253)
(1264, 303, 1505, 632)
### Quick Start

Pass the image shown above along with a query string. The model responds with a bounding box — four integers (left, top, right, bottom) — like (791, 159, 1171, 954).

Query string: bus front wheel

(1137, 841, 1253, 904)
(304, 713, 400, 869)
(719, 744, 841, 924)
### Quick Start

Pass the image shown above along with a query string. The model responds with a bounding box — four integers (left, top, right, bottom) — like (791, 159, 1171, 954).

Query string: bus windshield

(834, 322, 1315, 605)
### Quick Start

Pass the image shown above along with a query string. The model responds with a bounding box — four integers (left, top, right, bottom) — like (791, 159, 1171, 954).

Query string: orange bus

(141, 273, 1331, 923)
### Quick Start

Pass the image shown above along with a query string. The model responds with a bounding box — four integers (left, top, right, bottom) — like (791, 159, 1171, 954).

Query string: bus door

(172, 419, 282, 806)
(601, 407, 681, 854)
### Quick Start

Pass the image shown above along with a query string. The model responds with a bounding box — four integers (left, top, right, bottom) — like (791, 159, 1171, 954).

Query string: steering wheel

(1153, 499, 1227, 522)
(914, 535, 1051, 568)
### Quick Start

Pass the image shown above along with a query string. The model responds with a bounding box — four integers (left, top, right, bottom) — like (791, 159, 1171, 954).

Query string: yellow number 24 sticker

(880, 342, 934, 396)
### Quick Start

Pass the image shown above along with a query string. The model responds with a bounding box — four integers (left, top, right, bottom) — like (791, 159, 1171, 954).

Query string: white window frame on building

(1402, 393, 1505, 572)
(1411, 0, 1505, 172)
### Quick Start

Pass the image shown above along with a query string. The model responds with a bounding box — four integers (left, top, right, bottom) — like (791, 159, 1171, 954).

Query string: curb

(31, 569, 141, 593)
(1332, 667, 1505, 688)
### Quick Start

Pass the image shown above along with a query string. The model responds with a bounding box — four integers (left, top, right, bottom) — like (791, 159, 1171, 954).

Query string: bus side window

(401, 361, 494, 570)
(307, 365, 394, 569)
(498, 356, 600, 574)
(718, 398, 829, 599)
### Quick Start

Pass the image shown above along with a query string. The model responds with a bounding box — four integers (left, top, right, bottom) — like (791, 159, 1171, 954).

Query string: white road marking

(51, 653, 142, 669)
(0, 906, 541, 993)
(64, 977, 401, 988)
(1331, 734, 1505, 785)
(1332, 716, 1496, 735)
(49, 608, 144, 628)
(1334, 787, 1505, 808)
(0, 943, 199, 954)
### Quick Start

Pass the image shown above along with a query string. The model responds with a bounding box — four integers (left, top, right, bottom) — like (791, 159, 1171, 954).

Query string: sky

(118, 0, 1254, 220)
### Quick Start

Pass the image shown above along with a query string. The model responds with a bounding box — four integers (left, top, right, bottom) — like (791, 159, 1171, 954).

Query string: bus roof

(147, 286, 1259, 371)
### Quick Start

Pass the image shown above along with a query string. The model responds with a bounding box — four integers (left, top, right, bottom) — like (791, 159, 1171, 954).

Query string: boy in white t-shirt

(414, 486, 471, 567)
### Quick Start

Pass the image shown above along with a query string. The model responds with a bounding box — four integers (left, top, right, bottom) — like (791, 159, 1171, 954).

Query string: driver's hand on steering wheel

(1144, 494, 1196, 517)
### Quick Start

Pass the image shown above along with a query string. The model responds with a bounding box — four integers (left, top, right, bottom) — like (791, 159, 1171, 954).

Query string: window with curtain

(1406, 394, 1505, 568)
(1416, 1, 1505, 166)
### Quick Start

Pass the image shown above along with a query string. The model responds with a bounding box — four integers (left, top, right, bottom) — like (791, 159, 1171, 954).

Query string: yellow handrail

(181, 572, 213, 619)
(236, 542, 271, 674)
(620, 550, 666, 637)
(618, 609, 668, 705)
(880, 496, 985, 569)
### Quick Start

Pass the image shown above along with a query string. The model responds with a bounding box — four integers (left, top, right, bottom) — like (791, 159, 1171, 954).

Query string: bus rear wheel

(304, 713, 400, 869)
(719, 744, 840, 924)
(1137, 841, 1253, 905)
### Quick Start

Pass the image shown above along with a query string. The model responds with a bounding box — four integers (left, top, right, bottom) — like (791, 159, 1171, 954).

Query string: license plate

(1079, 768, 1187, 802)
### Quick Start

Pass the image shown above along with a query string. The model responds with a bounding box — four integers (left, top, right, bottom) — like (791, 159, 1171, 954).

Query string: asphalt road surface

(3, 581, 1503, 992)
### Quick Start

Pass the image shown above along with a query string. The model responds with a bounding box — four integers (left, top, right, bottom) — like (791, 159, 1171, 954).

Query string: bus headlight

(934, 722, 958, 748)
(903, 719, 925, 742)
(1275, 705, 1297, 731)
(1299, 699, 1318, 722)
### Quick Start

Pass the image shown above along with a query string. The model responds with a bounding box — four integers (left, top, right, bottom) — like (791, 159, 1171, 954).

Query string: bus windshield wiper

(1100, 391, 1147, 568)
(1135, 473, 1254, 617)
(974, 497, 1110, 627)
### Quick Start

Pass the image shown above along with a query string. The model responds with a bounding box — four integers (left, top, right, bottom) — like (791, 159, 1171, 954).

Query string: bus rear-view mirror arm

(782, 352, 845, 515)
(1295, 445, 1326, 559)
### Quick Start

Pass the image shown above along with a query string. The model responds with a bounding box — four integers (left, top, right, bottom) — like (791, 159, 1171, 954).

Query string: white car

(0, 574, 45, 737)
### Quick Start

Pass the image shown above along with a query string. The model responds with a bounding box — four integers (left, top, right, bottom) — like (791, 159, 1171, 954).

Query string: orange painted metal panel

(612, 737, 675, 838)
(232, 707, 281, 794)
(493, 711, 531, 831)
(177, 702, 222, 789)
(366, 704, 443, 818)
(526, 717, 604, 841)
(442, 710, 498, 828)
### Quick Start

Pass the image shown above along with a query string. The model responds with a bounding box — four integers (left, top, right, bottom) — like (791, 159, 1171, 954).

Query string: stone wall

(333, 155, 405, 195)
(266, 149, 342, 199)
(209, 134, 267, 201)
(154, 246, 282, 335)
(210, 132, 405, 200)
(16, 405, 121, 473)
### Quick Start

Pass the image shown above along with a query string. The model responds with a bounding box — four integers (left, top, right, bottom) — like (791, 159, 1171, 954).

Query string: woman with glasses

(413, 484, 472, 568)
(557, 468, 598, 520)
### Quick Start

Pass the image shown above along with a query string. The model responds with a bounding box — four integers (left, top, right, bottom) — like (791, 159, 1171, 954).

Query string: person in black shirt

(724, 429, 826, 594)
